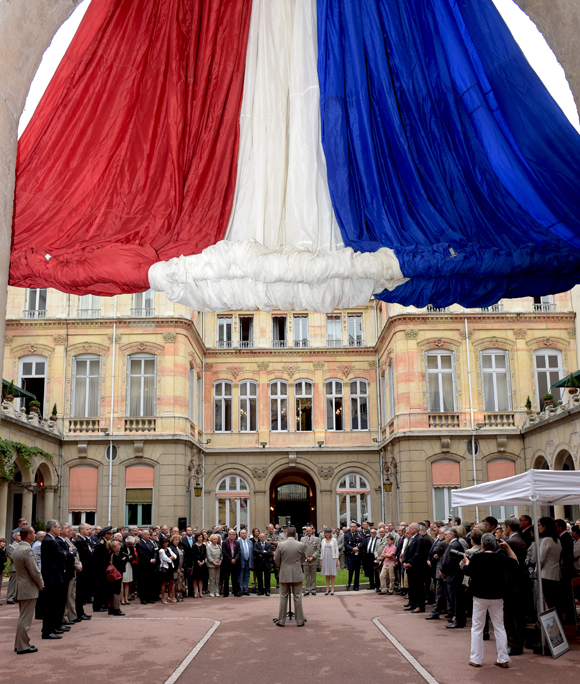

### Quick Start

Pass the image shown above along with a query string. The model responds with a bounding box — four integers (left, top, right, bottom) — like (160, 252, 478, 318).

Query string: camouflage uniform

(265, 532, 285, 586)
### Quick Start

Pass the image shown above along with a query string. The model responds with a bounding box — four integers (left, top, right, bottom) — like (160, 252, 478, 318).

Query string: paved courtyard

(1, 592, 580, 684)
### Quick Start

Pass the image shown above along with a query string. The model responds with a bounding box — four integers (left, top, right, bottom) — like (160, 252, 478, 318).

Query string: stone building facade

(1, 285, 579, 536)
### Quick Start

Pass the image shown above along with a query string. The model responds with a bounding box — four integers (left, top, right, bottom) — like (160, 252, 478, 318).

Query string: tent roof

(451, 469, 580, 508)
(551, 370, 580, 388)
(2, 379, 36, 400)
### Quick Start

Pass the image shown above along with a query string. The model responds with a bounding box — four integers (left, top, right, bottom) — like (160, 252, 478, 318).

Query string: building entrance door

(270, 468, 317, 531)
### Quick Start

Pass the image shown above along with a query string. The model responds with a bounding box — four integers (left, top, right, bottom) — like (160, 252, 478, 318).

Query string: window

(24, 288, 47, 319)
(272, 316, 287, 348)
(348, 314, 363, 347)
(69, 466, 98, 526)
(127, 354, 156, 416)
(350, 379, 368, 430)
(78, 294, 101, 318)
(216, 476, 249, 528)
(337, 474, 370, 526)
(189, 368, 195, 422)
(534, 349, 563, 410)
(125, 466, 154, 526)
(72, 355, 101, 417)
(270, 380, 288, 431)
(388, 364, 395, 419)
(432, 460, 461, 521)
(426, 351, 456, 412)
(326, 380, 344, 431)
(239, 316, 254, 349)
(132, 289, 154, 317)
(480, 350, 510, 412)
(293, 315, 309, 348)
(381, 374, 387, 426)
(239, 380, 257, 432)
(214, 381, 232, 432)
(533, 295, 555, 312)
(197, 377, 203, 427)
(18, 355, 47, 416)
(217, 316, 232, 348)
(295, 380, 313, 431)
(487, 460, 517, 518)
(326, 315, 342, 347)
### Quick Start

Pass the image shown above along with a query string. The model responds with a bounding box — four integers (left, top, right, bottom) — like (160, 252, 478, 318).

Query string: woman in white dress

(320, 529, 339, 595)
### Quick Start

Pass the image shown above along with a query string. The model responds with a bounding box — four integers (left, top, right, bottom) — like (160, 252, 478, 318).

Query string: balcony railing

(428, 413, 460, 428)
(124, 417, 156, 432)
(78, 308, 101, 318)
(425, 305, 450, 314)
(484, 413, 515, 428)
(23, 309, 47, 319)
(216, 340, 233, 349)
(239, 340, 254, 349)
(131, 308, 155, 317)
(327, 339, 342, 348)
(293, 339, 309, 348)
(533, 302, 556, 312)
(480, 303, 503, 313)
(272, 340, 288, 348)
(348, 338, 364, 347)
(69, 418, 101, 433)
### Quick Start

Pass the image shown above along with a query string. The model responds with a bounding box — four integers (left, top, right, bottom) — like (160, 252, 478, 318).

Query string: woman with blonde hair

(206, 534, 223, 596)
(169, 534, 185, 602)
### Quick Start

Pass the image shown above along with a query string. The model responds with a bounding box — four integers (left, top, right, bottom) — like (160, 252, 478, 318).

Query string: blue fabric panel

(317, 0, 580, 307)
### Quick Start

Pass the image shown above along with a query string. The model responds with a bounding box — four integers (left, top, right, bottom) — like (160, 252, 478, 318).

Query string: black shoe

(483, 632, 490, 641)
(6, 599, 15, 605)
(80, 615, 92, 621)
(444, 613, 454, 619)
(446, 622, 465, 629)
(95, 608, 108, 612)
(354, 587, 359, 591)
(507, 648, 523, 656)
(63, 621, 75, 626)
(403, 603, 412, 608)
(346, 583, 351, 590)
(53, 628, 64, 634)
(17, 647, 38, 655)
(425, 613, 440, 620)
(275, 622, 285, 627)
(74, 618, 83, 623)
(114, 611, 126, 616)
(42, 633, 63, 640)
(265, 592, 270, 597)
(59, 626, 71, 632)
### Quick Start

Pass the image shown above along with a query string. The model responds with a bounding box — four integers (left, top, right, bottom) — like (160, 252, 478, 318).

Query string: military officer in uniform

(40, 519, 67, 639)
(6, 530, 21, 604)
(274, 527, 307, 627)
(93, 526, 114, 612)
(301, 526, 320, 596)
(60, 523, 82, 624)
(344, 521, 365, 590)
(13, 526, 44, 654)
(265, 524, 284, 588)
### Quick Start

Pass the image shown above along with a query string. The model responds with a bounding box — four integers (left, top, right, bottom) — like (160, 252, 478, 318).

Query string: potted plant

(28, 400, 41, 414)
(543, 393, 554, 407)
(525, 396, 532, 414)
(566, 372, 579, 395)
(3, 380, 15, 402)
(50, 404, 58, 422)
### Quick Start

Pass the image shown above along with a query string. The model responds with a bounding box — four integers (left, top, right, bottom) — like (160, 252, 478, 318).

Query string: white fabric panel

(451, 469, 580, 508)
(148, 0, 408, 312)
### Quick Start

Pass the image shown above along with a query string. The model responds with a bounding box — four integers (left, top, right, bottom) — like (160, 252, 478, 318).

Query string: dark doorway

(270, 468, 317, 531)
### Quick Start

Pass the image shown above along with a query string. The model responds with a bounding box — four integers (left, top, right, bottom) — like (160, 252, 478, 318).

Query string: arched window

(19, 355, 47, 416)
(431, 460, 461, 520)
(72, 355, 101, 417)
(326, 380, 343, 430)
(127, 354, 156, 416)
(350, 379, 368, 430)
(239, 380, 257, 432)
(216, 475, 250, 528)
(68, 465, 98, 526)
(125, 465, 154, 526)
(270, 380, 288, 431)
(534, 348, 563, 410)
(480, 350, 510, 412)
(426, 351, 456, 412)
(487, 459, 517, 519)
(295, 380, 313, 431)
(214, 381, 232, 432)
(336, 474, 370, 525)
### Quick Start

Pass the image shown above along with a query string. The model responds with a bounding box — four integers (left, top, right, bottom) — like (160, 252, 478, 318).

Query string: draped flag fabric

(10, 0, 580, 311)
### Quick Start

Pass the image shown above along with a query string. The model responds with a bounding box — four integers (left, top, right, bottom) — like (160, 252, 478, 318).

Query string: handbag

(106, 554, 122, 582)
(176, 574, 186, 593)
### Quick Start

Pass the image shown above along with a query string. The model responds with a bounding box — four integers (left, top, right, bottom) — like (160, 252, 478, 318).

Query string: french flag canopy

(10, 0, 580, 312)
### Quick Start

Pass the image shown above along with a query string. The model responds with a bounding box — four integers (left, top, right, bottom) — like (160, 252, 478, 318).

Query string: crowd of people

(2, 513, 579, 663)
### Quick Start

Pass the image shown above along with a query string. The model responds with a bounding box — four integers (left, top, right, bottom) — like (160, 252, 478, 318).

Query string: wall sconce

(203, 438, 212, 445)
(317, 441, 324, 448)
(372, 438, 378, 443)
(383, 479, 393, 493)
(261, 442, 267, 448)
(194, 482, 203, 497)
(189, 461, 205, 498)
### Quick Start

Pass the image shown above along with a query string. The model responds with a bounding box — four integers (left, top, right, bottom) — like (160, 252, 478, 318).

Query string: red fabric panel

(431, 461, 460, 487)
(69, 466, 98, 511)
(126, 466, 154, 488)
(487, 460, 516, 482)
(10, 0, 252, 295)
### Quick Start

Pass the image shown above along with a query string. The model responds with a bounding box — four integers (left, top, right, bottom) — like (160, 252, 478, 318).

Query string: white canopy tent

(452, 469, 580, 646)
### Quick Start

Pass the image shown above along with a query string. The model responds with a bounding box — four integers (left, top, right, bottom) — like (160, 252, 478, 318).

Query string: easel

(273, 587, 307, 625)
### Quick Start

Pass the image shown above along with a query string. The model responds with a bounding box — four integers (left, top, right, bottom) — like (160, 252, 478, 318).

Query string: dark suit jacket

(56, 536, 76, 581)
(404, 533, 428, 572)
(40, 533, 67, 586)
(136, 539, 156, 567)
(429, 539, 448, 575)
(222, 539, 241, 564)
(253, 541, 273, 571)
(521, 526, 534, 549)
(74, 535, 94, 574)
(180, 536, 196, 567)
(440, 538, 464, 582)
(344, 530, 365, 555)
(559, 531, 575, 578)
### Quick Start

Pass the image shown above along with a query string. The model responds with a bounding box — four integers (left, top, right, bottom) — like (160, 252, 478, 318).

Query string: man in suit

(136, 529, 157, 604)
(73, 523, 93, 621)
(13, 526, 44, 654)
(425, 527, 449, 620)
(439, 527, 466, 629)
(57, 524, 79, 626)
(362, 528, 380, 590)
(181, 526, 196, 597)
(237, 529, 254, 595)
(556, 518, 576, 624)
(519, 515, 534, 549)
(40, 519, 67, 639)
(254, 532, 273, 596)
(221, 529, 241, 597)
(92, 526, 114, 611)
(344, 522, 365, 590)
(503, 518, 529, 655)
(402, 523, 428, 613)
(274, 526, 307, 627)
(301, 526, 320, 596)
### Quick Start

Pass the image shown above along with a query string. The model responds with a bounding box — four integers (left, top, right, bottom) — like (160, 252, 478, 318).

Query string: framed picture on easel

(538, 608, 570, 659)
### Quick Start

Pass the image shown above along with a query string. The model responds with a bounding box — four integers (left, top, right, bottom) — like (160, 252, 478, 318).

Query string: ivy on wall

(0, 438, 53, 483)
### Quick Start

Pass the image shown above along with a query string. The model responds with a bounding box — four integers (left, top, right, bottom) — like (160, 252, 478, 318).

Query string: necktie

(189, 537, 192, 547)
(244, 540, 248, 560)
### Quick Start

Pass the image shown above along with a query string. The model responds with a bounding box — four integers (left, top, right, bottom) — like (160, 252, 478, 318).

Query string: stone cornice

(205, 347, 375, 358)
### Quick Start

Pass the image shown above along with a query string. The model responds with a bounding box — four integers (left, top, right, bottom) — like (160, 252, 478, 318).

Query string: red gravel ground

(1, 592, 579, 684)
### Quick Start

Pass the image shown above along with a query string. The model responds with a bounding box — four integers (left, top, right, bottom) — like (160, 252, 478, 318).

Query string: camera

(449, 548, 464, 558)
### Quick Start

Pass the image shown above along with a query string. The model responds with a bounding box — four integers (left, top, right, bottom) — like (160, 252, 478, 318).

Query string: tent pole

(532, 498, 546, 652)
(465, 317, 479, 522)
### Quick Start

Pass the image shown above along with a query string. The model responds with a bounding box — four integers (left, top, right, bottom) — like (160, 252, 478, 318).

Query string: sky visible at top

(18, 0, 580, 138)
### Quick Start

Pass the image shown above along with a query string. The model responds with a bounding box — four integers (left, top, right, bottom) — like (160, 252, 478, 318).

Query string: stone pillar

(554, 505, 566, 521)
(21, 487, 33, 524)
(0, 480, 9, 537)
(44, 486, 56, 522)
